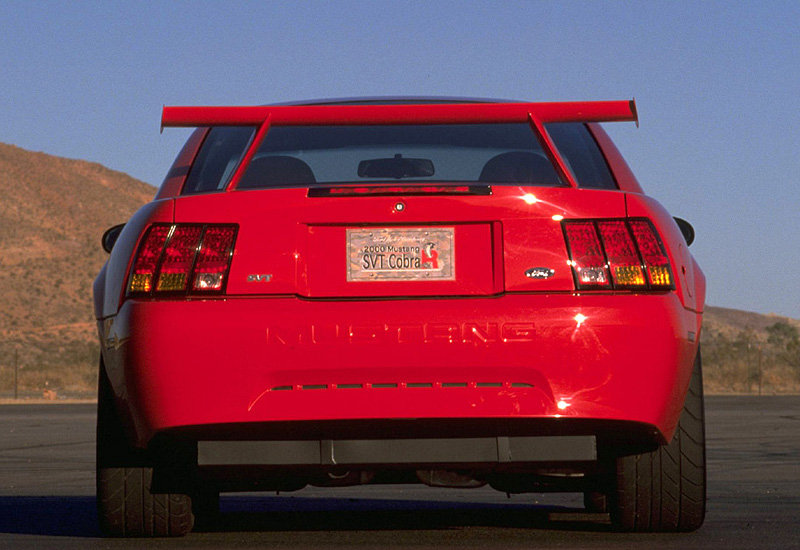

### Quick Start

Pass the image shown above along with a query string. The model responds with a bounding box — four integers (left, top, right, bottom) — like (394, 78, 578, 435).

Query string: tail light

(563, 221, 610, 288)
(563, 218, 674, 291)
(192, 226, 237, 291)
(128, 225, 170, 293)
(629, 220, 673, 288)
(156, 226, 203, 292)
(127, 223, 237, 297)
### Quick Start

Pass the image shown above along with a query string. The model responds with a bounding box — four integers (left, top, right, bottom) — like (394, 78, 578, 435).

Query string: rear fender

(625, 193, 705, 392)
(624, 195, 692, 309)
(692, 257, 706, 313)
(100, 199, 174, 318)
(93, 263, 107, 320)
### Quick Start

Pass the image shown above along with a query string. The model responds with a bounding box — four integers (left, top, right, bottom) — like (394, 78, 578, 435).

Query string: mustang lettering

(265, 322, 537, 345)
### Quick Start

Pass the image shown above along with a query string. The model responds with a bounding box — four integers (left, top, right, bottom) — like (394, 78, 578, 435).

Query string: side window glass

(546, 123, 617, 189)
(182, 126, 256, 194)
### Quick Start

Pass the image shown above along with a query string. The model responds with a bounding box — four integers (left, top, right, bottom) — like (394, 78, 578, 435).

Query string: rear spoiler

(161, 100, 638, 128)
(160, 100, 638, 189)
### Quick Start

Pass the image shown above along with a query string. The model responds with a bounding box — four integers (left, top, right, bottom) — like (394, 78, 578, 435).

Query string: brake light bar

(563, 218, 674, 291)
(128, 224, 237, 296)
(307, 185, 492, 197)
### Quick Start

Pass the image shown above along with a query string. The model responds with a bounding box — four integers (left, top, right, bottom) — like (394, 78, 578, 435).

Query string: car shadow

(213, 495, 612, 533)
(0, 495, 611, 537)
(0, 496, 101, 537)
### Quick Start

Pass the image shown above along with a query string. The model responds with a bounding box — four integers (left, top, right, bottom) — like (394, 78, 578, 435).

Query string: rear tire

(609, 349, 706, 532)
(96, 361, 195, 537)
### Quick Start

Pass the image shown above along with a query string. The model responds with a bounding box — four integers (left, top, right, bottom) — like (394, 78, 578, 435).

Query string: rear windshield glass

(237, 123, 564, 189)
(182, 126, 256, 194)
(547, 123, 617, 190)
(180, 122, 617, 193)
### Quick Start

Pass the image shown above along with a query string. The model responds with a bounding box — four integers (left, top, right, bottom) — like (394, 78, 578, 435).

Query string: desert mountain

(702, 306, 799, 394)
(0, 142, 153, 394)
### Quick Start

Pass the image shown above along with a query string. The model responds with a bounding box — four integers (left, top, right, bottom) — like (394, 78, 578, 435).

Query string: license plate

(347, 227, 455, 281)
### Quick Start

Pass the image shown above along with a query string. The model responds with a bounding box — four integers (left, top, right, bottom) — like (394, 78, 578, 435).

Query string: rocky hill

(0, 142, 153, 396)
(702, 306, 800, 394)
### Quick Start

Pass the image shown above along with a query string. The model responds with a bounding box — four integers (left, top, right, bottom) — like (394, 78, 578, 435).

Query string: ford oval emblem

(525, 267, 555, 279)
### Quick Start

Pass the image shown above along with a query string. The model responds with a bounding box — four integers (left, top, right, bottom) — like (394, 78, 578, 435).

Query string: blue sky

(2, 1, 798, 318)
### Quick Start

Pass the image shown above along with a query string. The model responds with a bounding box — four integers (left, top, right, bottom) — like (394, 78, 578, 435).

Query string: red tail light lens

(129, 225, 170, 293)
(192, 226, 237, 291)
(629, 219, 674, 289)
(128, 224, 237, 296)
(597, 220, 645, 288)
(156, 225, 203, 292)
(563, 222, 610, 288)
(563, 218, 674, 291)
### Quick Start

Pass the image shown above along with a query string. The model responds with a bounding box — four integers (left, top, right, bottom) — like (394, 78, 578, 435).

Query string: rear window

(238, 123, 563, 189)
(181, 122, 617, 193)
(547, 123, 617, 190)
(182, 126, 256, 194)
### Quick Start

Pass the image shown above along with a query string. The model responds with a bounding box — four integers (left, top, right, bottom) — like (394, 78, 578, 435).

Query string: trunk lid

(173, 186, 627, 297)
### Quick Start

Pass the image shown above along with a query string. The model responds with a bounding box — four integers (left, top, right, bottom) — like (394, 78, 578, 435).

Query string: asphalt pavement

(1, 396, 798, 549)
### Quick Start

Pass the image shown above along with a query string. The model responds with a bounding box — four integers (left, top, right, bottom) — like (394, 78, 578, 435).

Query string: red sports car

(94, 98, 706, 536)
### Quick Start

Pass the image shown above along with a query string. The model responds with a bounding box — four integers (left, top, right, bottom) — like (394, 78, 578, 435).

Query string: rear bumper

(100, 293, 700, 449)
